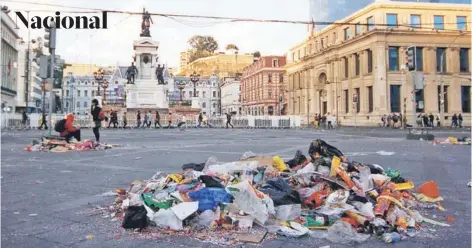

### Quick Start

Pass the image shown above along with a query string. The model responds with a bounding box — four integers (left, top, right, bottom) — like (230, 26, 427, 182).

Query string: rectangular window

(84, 90, 88, 97)
(292, 53, 295, 62)
(213, 91, 216, 97)
(196, 91, 199, 97)
(367, 16, 374, 31)
(390, 85, 401, 113)
(333, 32, 337, 43)
(367, 86, 373, 113)
(410, 15, 421, 28)
(189, 91, 192, 97)
(367, 49, 373, 73)
(203, 91, 206, 98)
(457, 16, 467, 30)
(434, 15, 444, 30)
(279, 74, 283, 83)
(415, 47, 424, 71)
(344, 27, 350, 40)
(388, 47, 399, 71)
(355, 54, 360, 76)
(355, 23, 361, 36)
(344, 90, 349, 113)
(415, 89, 424, 113)
(438, 85, 449, 113)
(92, 90, 94, 97)
(344, 57, 349, 78)
(77, 90, 81, 97)
(273, 59, 279, 67)
(268, 73, 272, 83)
(66, 90, 69, 96)
(436, 47, 446, 72)
(355, 88, 360, 112)
(321, 38, 324, 48)
(298, 50, 301, 60)
(461, 86, 471, 113)
(386, 14, 398, 28)
(460, 48, 469, 72)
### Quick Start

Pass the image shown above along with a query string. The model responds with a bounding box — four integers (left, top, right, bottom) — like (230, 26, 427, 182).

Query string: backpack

(98, 111, 105, 121)
(392, 115, 398, 122)
(54, 119, 66, 133)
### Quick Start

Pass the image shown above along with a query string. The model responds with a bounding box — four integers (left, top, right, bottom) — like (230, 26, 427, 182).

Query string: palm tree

(225, 44, 239, 54)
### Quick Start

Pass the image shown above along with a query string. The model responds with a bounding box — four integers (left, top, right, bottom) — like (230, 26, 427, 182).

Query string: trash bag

(152, 209, 183, 230)
(260, 178, 302, 206)
(286, 150, 307, 169)
(188, 187, 232, 212)
(122, 205, 149, 230)
(326, 221, 370, 244)
(182, 162, 205, 171)
(199, 175, 224, 188)
(308, 139, 344, 160)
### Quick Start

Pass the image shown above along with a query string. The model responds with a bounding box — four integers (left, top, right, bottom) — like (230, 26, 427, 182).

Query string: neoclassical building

(285, 1, 471, 126)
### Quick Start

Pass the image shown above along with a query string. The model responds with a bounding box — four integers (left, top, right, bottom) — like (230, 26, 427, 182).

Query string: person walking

(154, 111, 161, 128)
(143, 111, 148, 129)
(451, 113, 458, 128)
(327, 113, 333, 129)
(197, 113, 203, 128)
(38, 112, 48, 130)
(458, 113, 463, 128)
(436, 114, 440, 127)
(429, 113, 434, 128)
(21, 110, 28, 129)
(122, 112, 128, 128)
(422, 113, 429, 128)
(136, 110, 141, 128)
(225, 113, 234, 129)
(314, 114, 319, 129)
(167, 112, 173, 128)
(91, 99, 102, 142)
(147, 111, 153, 128)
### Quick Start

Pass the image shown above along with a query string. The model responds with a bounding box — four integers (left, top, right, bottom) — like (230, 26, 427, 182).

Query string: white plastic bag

(197, 210, 215, 227)
(326, 221, 369, 244)
(296, 163, 315, 174)
(227, 180, 274, 225)
(275, 204, 301, 221)
(208, 161, 259, 174)
(152, 209, 183, 230)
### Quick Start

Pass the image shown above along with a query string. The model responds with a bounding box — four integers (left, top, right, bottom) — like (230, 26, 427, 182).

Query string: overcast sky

(6, 0, 468, 70)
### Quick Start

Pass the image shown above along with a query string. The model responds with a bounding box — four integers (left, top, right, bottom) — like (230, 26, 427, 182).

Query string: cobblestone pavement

(1, 128, 470, 248)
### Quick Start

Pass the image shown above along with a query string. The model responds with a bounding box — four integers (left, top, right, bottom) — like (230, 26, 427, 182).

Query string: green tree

(253, 51, 261, 58)
(187, 35, 219, 63)
(225, 44, 239, 54)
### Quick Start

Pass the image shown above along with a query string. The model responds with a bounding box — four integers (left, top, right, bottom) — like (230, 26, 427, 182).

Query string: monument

(125, 8, 173, 110)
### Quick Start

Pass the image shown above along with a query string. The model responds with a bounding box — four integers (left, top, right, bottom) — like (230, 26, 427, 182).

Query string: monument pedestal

(126, 81, 168, 109)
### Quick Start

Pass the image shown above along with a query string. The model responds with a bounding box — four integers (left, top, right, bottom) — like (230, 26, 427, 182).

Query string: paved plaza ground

(1, 127, 471, 248)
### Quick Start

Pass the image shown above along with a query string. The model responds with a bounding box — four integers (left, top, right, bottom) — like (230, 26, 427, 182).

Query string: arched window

(213, 102, 216, 108)
(76, 101, 80, 107)
(84, 80, 88, 85)
(202, 102, 206, 108)
(84, 102, 88, 108)
(92, 81, 95, 86)
(77, 80, 81, 85)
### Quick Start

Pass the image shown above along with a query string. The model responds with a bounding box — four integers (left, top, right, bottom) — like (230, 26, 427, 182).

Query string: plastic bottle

(382, 232, 401, 243)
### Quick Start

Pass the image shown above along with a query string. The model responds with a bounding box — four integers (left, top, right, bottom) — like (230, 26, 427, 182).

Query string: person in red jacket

(60, 114, 81, 143)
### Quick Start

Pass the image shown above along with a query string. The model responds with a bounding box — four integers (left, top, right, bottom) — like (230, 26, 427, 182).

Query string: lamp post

(93, 68, 108, 105)
(209, 73, 218, 116)
(177, 81, 186, 104)
(190, 71, 200, 98)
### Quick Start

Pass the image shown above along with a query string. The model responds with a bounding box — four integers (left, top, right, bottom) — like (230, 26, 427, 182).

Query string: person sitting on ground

(56, 113, 81, 143)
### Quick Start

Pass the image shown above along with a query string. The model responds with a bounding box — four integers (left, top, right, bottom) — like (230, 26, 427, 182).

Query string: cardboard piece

(170, 201, 199, 220)
(234, 230, 268, 243)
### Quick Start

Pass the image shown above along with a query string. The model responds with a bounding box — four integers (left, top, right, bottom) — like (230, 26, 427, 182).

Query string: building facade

(285, 1, 471, 126)
(178, 53, 254, 78)
(241, 56, 286, 116)
(173, 75, 221, 116)
(179, 51, 190, 73)
(220, 77, 241, 115)
(16, 45, 42, 113)
(1, 10, 20, 113)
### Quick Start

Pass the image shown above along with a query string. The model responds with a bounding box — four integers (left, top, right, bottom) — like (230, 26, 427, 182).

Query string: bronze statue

(156, 64, 165, 85)
(140, 8, 153, 37)
(125, 62, 139, 84)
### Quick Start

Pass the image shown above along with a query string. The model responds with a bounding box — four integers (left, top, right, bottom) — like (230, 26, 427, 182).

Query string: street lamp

(93, 68, 109, 105)
(209, 73, 218, 116)
(190, 71, 200, 97)
(177, 81, 186, 104)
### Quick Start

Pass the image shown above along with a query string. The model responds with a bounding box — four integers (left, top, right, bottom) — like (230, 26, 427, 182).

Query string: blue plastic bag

(188, 187, 232, 212)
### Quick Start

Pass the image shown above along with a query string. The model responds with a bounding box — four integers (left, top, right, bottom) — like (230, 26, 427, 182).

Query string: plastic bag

(152, 209, 183, 230)
(197, 210, 215, 227)
(240, 151, 257, 160)
(326, 221, 370, 244)
(207, 161, 259, 174)
(309, 139, 344, 159)
(188, 187, 232, 212)
(227, 180, 274, 225)
(275, 204, 301, 221)
(199, 175, 224, 188)
(122, 205, 149, 229)
(182, 162, 205, 172)
(276, 222, 309, 238)
(260, 178, 302, 206)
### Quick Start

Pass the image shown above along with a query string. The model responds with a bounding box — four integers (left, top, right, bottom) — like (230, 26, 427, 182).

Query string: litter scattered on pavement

(86, 234, 95, 240)
(98, 139, 452, 245)
(25, 137, 120, 152)
(28, 213, 38, 217)
(432, 137, 471, 145)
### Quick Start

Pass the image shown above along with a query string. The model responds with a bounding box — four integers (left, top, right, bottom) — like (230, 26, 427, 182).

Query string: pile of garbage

(432, 136, 471, 145)
(25, 137, 119, 152)
(106, 139, 451, 245)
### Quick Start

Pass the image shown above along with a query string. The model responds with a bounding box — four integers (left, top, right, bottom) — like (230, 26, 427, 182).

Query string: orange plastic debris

(417, 181, 440, 199)
(446, 216, 456, 223)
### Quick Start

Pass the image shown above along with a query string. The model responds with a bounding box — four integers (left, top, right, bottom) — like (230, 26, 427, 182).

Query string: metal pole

(48, 49, 55, 136)
(411, 71, 417, 128)
(25, 11, 31, 113)
(335, 77, 338, 125)
(439, 51, 445, 128)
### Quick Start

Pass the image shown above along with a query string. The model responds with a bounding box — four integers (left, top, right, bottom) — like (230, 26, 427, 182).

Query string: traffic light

(406, 46, 416, 71)
(44, 22, 56, 53)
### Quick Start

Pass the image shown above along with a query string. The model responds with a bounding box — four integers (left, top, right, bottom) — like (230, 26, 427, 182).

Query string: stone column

(373, 45, 388, 114)
(449, 47, 460, 73)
